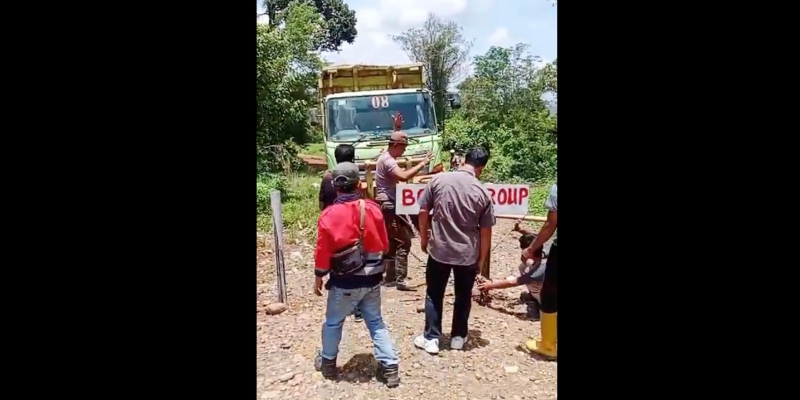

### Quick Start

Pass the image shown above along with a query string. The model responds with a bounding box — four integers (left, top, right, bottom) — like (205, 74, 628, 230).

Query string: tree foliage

(264, 0, 357, 52)
(391, 14, 473, 127)
(444, 44, 557, 183)
(257, 2, 322, 175)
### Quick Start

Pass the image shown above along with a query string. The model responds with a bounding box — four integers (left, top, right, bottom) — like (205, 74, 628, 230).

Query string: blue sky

(257, 0, 557, 71)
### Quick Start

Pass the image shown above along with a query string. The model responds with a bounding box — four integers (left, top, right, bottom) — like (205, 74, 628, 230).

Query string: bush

(256, 172, 320, 240)
(256, 174, 288, 215)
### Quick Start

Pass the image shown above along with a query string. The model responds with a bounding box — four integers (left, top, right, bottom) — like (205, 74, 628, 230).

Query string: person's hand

(420, 237, 429, 254)
(314, 277, 323, 296)
(522, 245, 543, 263)
(477, 279, 493, 292)
(513, 220, 522, 232)
(423, 151, 434, 163)
(521, 247, 534, 263)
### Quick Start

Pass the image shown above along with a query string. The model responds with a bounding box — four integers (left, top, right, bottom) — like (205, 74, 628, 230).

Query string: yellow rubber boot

(526, 312, 557, 360)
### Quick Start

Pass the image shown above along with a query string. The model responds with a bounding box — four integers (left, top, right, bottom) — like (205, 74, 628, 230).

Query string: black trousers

(540, 244, 558, 313)
(424, 256, 478, 340)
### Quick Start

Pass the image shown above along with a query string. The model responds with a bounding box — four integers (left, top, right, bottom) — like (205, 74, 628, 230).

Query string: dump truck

(311, 63, 460, 198)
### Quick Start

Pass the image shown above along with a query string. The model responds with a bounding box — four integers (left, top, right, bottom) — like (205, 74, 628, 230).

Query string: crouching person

(313, 161, 400, 388)
(476, 224, 547, 319)
(514, 222, 548, 319)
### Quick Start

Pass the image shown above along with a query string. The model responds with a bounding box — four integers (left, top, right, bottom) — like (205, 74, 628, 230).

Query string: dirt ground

(256, 219, 556, 400)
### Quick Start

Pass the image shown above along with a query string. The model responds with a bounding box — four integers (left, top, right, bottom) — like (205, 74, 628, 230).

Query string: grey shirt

(418, 169, 496, 266)
(545, 183, 557, 245)
(375, 152, 400, 202)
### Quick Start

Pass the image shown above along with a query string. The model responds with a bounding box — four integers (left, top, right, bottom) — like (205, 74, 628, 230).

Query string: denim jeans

(321, 284, 398, 366)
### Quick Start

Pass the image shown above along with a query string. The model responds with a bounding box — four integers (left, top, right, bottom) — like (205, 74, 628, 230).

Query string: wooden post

(365, 167, 374, 199)
(270, 190, 288, 304)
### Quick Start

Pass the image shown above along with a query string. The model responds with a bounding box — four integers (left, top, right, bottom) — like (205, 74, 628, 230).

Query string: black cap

(331, 162, 359, 187)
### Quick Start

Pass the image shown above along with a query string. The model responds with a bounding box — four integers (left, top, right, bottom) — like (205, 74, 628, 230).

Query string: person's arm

(524, 184, 558, 260)
(389, 153, 433, 182)
(482, 276, 521, 290)
(314, 216, 333, 278)
(478, 196, 496, 272)
(514, 221, 533, 236)
(417, 183, 434, 253)
(480, 260, 542, 291)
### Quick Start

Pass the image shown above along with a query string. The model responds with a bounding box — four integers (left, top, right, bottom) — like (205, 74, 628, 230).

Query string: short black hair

(519, 233, 546, 257)
(334, 144, 355, 163)
(519, 233, 536, 249)
(464, 147, 490, 167)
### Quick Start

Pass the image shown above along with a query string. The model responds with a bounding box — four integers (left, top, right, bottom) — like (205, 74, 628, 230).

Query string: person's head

(519, 233, 536, 249)
(463, 147, 490, 177)
(519, 233, 546, 257)
(387, 131, 409, 157)
(331, 161, 360, 194)
(334, 144, 355, 164)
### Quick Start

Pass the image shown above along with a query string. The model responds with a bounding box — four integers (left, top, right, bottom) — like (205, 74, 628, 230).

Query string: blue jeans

(321, 284, 398, 366)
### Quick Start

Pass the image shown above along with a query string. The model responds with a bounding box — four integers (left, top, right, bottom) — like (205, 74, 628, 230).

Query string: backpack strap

(358, 200, 365, 242)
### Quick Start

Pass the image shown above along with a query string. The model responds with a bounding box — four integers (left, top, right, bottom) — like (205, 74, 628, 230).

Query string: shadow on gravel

(338, 353, 378, 383)
(480, 301, 537, 323)
(439, 329, 491, 352)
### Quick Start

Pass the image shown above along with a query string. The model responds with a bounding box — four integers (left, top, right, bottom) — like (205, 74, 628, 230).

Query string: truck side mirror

(308, 108, 321, 126)
(448, 93, 462, 109)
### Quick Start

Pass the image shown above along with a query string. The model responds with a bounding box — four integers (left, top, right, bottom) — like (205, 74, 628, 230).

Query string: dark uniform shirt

(418, 169, 496, 266)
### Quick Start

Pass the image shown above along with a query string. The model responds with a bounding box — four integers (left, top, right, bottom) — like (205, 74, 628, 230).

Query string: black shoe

(353, 312, 364, 323)
(315, 352, 337, 379)
(519, 291, 535, 303)
(377, 363, 400, 388)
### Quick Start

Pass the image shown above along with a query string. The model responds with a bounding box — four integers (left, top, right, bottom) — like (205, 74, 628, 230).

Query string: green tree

(263, 0, 357, 52)
(391, 15, 473, 129)
(444, 44, 557, 183)
(257, 2, 322, 175)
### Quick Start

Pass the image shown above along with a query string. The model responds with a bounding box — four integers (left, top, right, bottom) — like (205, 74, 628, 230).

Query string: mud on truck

(309, 63, 461, 199)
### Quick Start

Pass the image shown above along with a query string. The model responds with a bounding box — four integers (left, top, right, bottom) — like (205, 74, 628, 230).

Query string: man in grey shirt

(374, 130, 432, 290)
(413, 147, 495, 354)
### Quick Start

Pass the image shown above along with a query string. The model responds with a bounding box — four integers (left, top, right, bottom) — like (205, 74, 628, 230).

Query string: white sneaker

(413, 335, 440, 354)
(450, 336, 466, 350)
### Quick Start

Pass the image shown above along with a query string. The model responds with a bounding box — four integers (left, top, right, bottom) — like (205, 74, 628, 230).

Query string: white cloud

(487, 27, 509, 45)
(323, 0, 470, 66)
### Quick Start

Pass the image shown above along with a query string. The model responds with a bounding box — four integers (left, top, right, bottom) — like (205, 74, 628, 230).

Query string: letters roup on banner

(395, 183, 530, 215)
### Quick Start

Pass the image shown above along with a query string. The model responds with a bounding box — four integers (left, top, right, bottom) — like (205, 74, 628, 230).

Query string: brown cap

(389, 131, 408, 144)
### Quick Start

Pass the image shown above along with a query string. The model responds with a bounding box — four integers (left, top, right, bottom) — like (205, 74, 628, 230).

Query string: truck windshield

(326, 92, 435, 142)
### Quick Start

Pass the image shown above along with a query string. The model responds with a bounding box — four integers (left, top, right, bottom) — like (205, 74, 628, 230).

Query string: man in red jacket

(313, 161, 400, 388)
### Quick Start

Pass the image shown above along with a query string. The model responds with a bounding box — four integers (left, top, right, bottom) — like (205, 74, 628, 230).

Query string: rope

(490, 217, 528, 253)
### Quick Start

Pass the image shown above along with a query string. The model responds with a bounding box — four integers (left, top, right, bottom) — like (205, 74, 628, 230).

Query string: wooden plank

(495, 214, 547, 222)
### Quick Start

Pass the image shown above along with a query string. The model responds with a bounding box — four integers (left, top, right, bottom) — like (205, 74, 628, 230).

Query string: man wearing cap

(313, 161, 401, 388)
(374, 131, 433, 291)
(319, 144, 365, 322)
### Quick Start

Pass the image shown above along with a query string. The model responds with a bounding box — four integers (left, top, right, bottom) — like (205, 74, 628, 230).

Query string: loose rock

(265, 303, 288, 315)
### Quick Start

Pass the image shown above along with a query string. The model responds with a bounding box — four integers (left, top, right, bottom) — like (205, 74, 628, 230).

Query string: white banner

(395, 183, 530, 215)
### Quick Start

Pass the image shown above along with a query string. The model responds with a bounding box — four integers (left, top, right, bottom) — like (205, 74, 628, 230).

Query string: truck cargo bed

(319, 63, 425, 98)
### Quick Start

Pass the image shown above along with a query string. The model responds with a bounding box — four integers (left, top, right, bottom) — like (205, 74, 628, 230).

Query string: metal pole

(270, 190, 288, 303)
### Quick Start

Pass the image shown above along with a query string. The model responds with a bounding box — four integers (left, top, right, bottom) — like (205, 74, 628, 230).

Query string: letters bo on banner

(395, 183, 530, 215)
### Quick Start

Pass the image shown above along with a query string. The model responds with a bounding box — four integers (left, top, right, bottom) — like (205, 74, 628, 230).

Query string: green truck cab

(311, 63, 460, 197)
